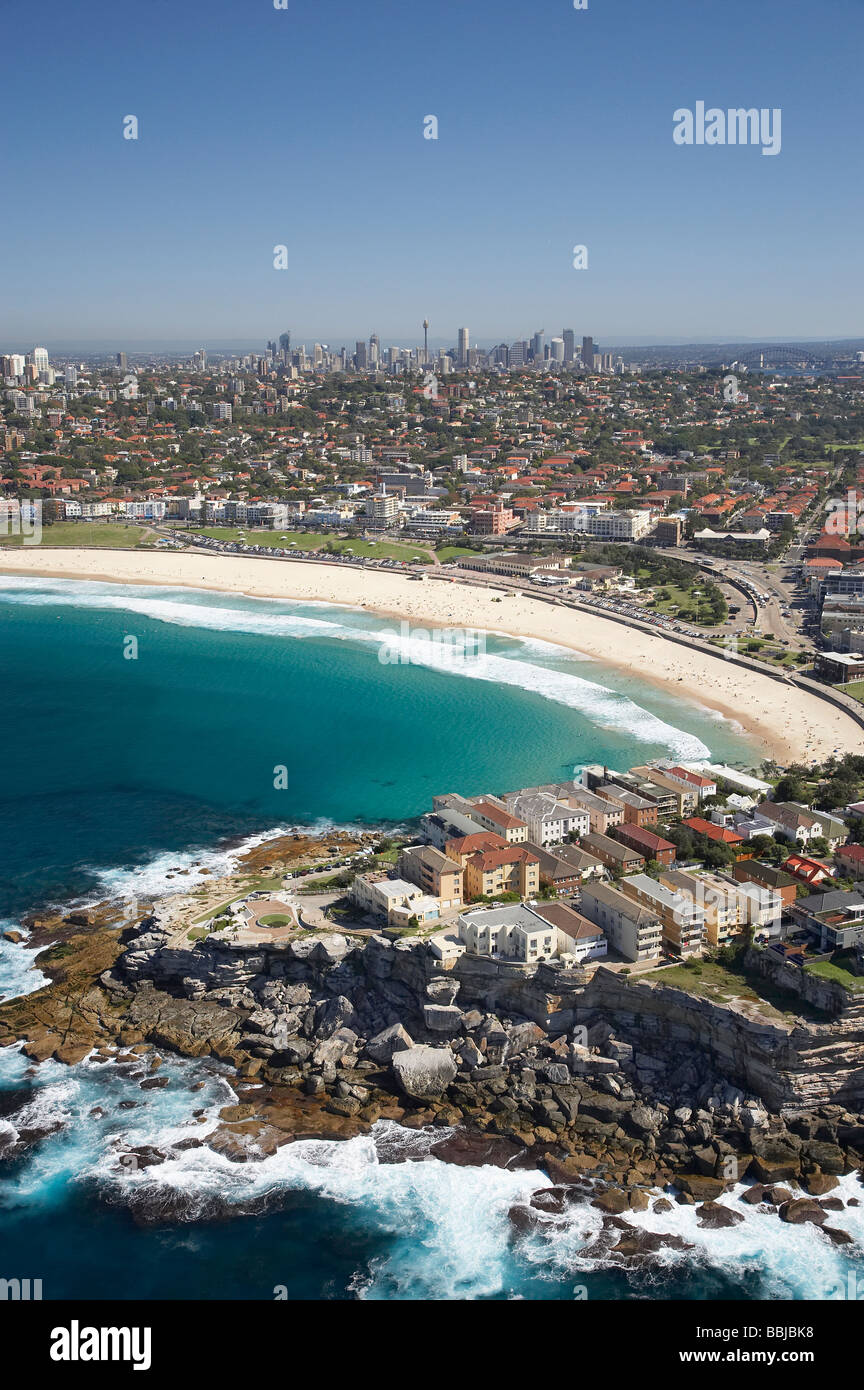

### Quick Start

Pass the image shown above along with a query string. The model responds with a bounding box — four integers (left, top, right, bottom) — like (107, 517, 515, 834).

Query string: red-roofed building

(469, 800, 529, 842)
(464, 845, 540, 900)
(783, 854, 834, 887)
(683, 817, 744, 847)
(835, 843, 864, 878)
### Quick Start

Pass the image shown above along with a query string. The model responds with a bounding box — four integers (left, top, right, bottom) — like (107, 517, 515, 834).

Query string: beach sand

(0, 546, 859, 764)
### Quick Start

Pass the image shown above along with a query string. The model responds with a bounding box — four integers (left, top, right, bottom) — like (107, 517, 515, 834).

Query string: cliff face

(10, 917, 864, 1196)
(580, 968, 864, 1113)
(114, 923, 864, 1115)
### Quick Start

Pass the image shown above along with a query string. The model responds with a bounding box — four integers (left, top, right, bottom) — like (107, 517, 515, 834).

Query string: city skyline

(3, 0, 862, 343)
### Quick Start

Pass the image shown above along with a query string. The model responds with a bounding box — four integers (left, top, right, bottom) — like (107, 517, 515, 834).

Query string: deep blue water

(0, 575, 754, 920)
(1, 574, 815, 1302)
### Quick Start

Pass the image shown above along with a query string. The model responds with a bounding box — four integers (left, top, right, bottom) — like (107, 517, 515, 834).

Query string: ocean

(2, 573, 850, 1302)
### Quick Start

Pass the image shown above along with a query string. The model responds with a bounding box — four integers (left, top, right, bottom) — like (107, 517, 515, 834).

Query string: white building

(457, 904, 558, 964)
(588, 509, 654, 541)
(502, 791, 590, 846)
(350, 874, 440, 927)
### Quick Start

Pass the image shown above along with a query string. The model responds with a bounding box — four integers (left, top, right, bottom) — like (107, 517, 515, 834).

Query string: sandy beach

(0, 546, 860, 764)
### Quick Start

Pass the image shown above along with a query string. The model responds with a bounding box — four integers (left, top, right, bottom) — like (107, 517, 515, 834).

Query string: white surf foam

(0, 577, 711, 759)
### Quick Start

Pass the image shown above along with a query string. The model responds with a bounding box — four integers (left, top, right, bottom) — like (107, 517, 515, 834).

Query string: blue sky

(2, 0, 862, 347)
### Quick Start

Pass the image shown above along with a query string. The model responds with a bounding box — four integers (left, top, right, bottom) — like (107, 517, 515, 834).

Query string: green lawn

(806, 954, 864, 993)
(711, 635, 808, 668)
(436, 545, 483, 563)
(643, 955, 829, 1019)
(0, 522, 147, 548)
(838, 681, 864, 703)
(186, 526, 431, 563)
(258, 914, 294, 927)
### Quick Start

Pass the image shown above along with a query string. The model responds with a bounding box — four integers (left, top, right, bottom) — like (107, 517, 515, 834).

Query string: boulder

(822, 1226, 854, 1246)
(697, 1201, 744, 1230)
(392, 1045, 457, 1099)
(316, 996, 357, 1039)
(423, 1004, 463, 1036)
(365, 1023, 413, 1064)
(749, 1136, 801, 1184)
(778, 1199, 828, 1226)
(805, 1172, 839, 1196)
(206, 1121, 292, 1163)
(676, 1174, 729, 1201)
(592, 1187, 649, 1214)
(428, 1131, 528, 1169)
(312, 1027, 358, 1068)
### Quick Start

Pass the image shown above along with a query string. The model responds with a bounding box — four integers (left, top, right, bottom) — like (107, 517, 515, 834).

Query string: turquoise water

(1, 574, 798, 1302)
(0, 575, 757, 921)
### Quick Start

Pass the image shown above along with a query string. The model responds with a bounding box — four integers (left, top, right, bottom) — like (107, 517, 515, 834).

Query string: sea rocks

(426, 1130, 529, 1169)
(749, 1136, 802, 1184)
(392, 1045, 457, 1099)
(822, 1226, 854, 1246)
(365, 1023, 413, 1064)
(778, 1199, 829, 1226)
(311, 1027, 358, 1069)
(609, 1227, 695, 1261)
(591, 1187, 650, 1214)
(675, 1173, 730, 1201)
(316, 995, 357, 1039)
(805, 1172, 839, 1196)
(697, 1200, 744, 1229)
(422, 1004, 463, 1036)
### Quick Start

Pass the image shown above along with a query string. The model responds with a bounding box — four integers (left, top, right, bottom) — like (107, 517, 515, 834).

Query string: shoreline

(0, 546, 859, 762)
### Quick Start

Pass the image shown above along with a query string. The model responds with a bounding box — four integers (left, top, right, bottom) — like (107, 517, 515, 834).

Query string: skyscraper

(457, 326, 469, 367)
(369, 333, 380, 367)
(31, 346, 49, 372)
(582, 336, 595, 371)
(563, 329, 575, 364)
(531, 330, 544, 363)
(279, 332, 291, 362)
(355, 340, 368, 369)
(116, 352, 128, 371)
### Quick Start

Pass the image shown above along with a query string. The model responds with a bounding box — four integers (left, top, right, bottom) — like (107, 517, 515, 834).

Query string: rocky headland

(4, 885, 864, 1252)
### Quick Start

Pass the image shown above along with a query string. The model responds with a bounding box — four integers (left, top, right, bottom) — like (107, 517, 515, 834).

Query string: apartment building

(501, 791, 589, 845)
(582, 764, 678, 818)
(444, 831, 508, 867)
(467, 799, 530, 843)
(421, 808, 491, 850)
(457, 903, 557, 964)
(398, 845, 464, 911)
(731, 859, 798, 910)
(595, 784, 659, 828)
(579, 881, 664, 963)
(790, 889, 864, 952)
(525, 841, 605, 895)
(587, 509, 654, 541)
(659, 868, 742, 948)
(613, 824, 676, 866)
(580, 831, 645, 874)
(350, 874, 441, 927)
(529, 902, 608, 964)
(567, 789, 625, 835)
(619, 872, 705, 957)
(662, 766, 718, 801)
(463, 845, 540, 900)
(627, 767, 698, 817)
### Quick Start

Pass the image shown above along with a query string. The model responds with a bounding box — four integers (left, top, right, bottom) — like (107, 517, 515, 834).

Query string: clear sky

(3, 0, 862, 348)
